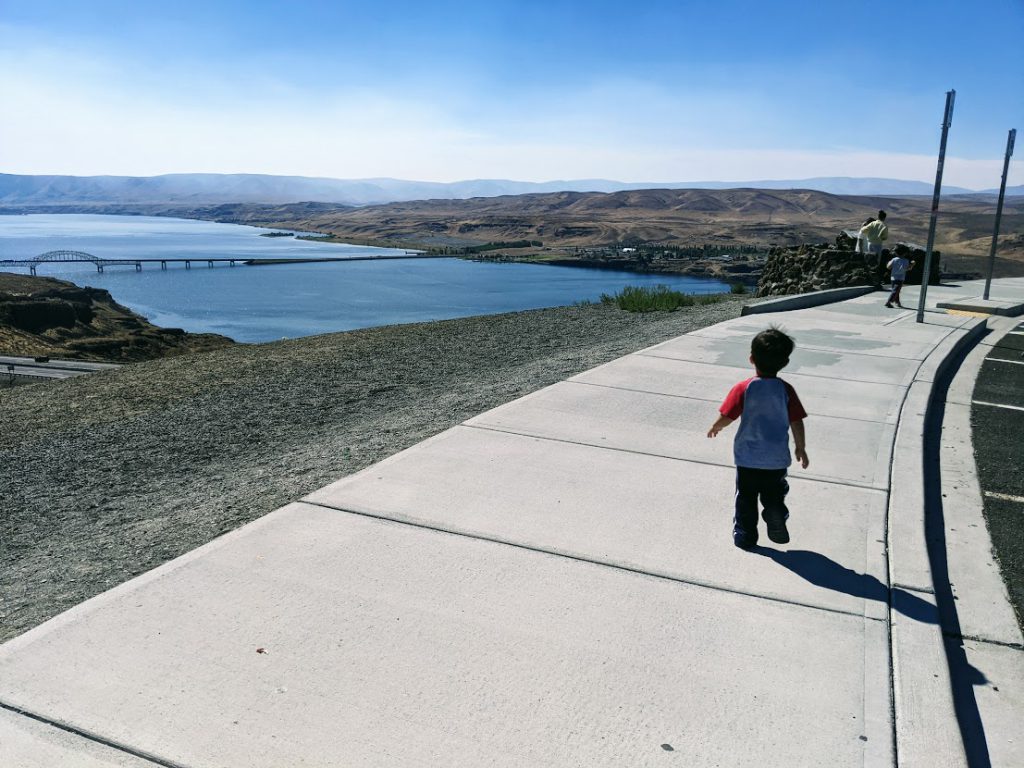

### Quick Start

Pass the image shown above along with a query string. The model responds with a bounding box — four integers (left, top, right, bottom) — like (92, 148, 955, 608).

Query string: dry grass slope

(196, 188, 1024, 274)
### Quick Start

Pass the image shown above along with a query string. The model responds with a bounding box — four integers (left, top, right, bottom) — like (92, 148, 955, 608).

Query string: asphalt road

(971, 320, 1024, 630)
(0, 355, 119, 384)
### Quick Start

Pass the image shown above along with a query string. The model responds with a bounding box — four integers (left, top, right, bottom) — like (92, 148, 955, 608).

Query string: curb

(941, 321, 1024, 647)
(887, 316, 987, 767)
(740, 285, 877, 315)
(936, 299, 1024, 317)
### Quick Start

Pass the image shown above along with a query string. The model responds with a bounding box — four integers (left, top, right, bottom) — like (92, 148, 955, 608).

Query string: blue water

(0, 214, 731, 343)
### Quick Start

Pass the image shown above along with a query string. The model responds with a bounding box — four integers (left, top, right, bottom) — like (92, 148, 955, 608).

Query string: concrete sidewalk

(2, 280, 1022, 767)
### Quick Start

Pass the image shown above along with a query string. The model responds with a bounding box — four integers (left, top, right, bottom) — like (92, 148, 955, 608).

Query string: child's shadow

(754, 548, 937, 623)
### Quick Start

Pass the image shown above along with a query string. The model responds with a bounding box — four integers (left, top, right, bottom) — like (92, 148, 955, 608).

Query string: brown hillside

(14, 189, 1020, 274)
(218, 189, 1021, 264)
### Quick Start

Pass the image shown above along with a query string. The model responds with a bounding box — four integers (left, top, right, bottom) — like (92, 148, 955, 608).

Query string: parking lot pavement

(972, 319, 1024, 628)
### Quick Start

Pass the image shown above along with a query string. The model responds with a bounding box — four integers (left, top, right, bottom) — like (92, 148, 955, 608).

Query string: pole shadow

(922, 334, 994, 766)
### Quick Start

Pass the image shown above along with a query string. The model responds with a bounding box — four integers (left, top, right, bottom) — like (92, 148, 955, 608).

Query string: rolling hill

(0, 172, 988, 208)
(179, 188, 1022, 258)
(4, 185, 1021, 275)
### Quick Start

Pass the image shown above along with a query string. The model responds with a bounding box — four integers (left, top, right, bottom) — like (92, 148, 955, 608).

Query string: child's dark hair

(751, 328, 795, 376)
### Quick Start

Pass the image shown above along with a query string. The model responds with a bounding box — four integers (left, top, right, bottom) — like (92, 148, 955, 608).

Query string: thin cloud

(0, 33, 1018, 189)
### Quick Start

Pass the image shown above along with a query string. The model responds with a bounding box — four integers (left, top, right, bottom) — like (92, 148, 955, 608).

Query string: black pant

(888, 279, 905, 305)
(733, 467, 789, 546)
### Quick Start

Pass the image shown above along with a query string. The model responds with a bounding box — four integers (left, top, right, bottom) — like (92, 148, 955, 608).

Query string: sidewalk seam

(300, 499, 885, 623)
(638, 349, 921, 383)
(883, 343, 924, 768)
(653, 342, 942, 364)
(0, 701, 180, 768)
(941, 632, 1024, 651)
(569, 379, 900, 425)
(461, 423, 888, 492)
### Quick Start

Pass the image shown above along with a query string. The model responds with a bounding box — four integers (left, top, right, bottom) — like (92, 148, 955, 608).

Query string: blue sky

(1, 0, 1021, 188)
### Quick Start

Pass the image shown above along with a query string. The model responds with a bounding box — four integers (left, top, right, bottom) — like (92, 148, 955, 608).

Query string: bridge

(0, 250, 149, 275)
(0, 250, 246, 275)
(0, 250, 446, 275)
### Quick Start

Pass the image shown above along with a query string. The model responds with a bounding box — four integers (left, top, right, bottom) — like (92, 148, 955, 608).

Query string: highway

(0, 356, 119, 382)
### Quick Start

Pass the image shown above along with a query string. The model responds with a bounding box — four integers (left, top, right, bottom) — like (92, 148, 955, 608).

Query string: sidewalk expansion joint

(0, 701, 180, 768)
(940, 632, 1024, 651)
(568, 380, 894, 425)
(301, 499, 885, 624)
(642, 345, 933, 365)
(461, 423, 888, 493)
(638, 348, 921, 384)
(570, 379, 720, 403)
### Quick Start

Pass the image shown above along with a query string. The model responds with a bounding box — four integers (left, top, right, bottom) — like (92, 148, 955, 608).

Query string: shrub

(730, 282, 748, 295)
(600, 285, 726, 312)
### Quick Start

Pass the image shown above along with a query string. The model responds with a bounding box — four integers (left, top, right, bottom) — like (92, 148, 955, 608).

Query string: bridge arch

(0, 250, 140, 275)
(34, 250, 102, 264)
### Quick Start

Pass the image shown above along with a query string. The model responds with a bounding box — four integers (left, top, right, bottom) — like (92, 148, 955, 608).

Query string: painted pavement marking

(984, 491, 1024, 504)
(972, 400, 1024, 412)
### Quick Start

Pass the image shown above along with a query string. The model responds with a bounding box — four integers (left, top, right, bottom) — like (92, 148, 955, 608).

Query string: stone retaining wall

(757, 233, 940, 297)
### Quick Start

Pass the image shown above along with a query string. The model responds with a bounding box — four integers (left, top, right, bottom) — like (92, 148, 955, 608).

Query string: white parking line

(985, 491, 1024, 504)
(985, 357, 1024, 366)
(973, 400, 1024, 412)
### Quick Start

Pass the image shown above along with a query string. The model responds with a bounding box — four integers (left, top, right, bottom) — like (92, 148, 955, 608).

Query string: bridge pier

(97, 265, 104, 273)
(185, 261, 191, 270)
(208, 260, 214, 268)
(161, 261, 167, 270)
(30, 266, 36, 276)
(135, 262, 142, 272)
(230, 260, 236, 267)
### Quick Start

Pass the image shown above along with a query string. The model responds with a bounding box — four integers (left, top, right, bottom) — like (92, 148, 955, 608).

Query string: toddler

(707, 328, 809, 549)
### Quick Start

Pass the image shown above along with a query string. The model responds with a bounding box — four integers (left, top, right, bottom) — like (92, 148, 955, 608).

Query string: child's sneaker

(763, 511, 790, 544)
(733, 528, 758, 550)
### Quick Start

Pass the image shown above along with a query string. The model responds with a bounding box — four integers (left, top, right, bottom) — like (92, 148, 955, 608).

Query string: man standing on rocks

(858, 210, 889, 278)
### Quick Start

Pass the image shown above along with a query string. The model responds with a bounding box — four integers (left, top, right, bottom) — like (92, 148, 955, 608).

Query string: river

(0, 214, 731, 343)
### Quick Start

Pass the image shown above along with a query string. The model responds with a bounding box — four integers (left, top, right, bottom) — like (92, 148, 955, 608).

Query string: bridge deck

(1, 254, 440, 267)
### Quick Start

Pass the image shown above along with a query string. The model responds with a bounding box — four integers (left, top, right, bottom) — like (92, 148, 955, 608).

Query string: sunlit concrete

(0, 503, 893, 768)
(2, 279, 1023, 767)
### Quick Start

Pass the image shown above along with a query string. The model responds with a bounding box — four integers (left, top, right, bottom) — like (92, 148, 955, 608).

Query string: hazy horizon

(1, 1, 1021, 189)
(1, 170, 1010, 196)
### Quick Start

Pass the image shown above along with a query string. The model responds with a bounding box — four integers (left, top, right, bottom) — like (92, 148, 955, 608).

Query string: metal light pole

(983, 128, 1016, 300)
(917, 89, 956, 323)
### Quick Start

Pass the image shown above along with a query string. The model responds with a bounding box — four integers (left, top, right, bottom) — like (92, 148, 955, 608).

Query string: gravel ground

(0, 297, 749, 642)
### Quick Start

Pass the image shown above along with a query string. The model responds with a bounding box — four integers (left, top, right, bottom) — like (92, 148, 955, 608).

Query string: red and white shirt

(719, 376, 807, 469)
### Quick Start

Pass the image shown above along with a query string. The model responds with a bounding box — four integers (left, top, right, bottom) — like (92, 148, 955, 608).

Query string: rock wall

(756, 233, 940, 297)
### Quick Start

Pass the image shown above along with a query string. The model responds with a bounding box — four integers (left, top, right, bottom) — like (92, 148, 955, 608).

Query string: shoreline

(0, 296, 750, 642)
(0, 271, 235, 363)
